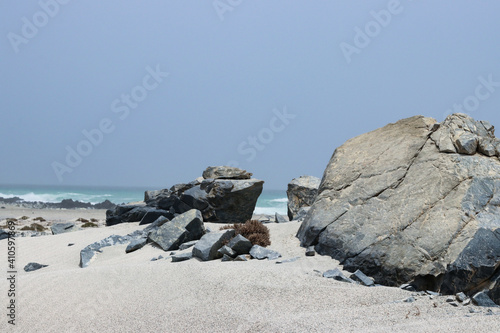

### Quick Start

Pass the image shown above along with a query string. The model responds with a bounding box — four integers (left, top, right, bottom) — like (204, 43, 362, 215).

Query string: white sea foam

(269, 198, 288, 203)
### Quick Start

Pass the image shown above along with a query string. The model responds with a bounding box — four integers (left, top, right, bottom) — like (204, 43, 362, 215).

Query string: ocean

(0, 185, 288, 215)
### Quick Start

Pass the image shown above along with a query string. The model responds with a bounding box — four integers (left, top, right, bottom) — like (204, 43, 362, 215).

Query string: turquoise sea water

(0, 185, 288, 215)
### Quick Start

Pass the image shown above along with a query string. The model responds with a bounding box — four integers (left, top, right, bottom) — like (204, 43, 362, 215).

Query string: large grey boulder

(192, 229, 235, 261)
(228, 234, 253, 255)
(148, 209, 205, 251)
(297, 114, 500, 304)
(287, 175, 321, 220)
(202, 166, 252, 180)
(137, 167, 263, 224)
(51, 222, 77, 235)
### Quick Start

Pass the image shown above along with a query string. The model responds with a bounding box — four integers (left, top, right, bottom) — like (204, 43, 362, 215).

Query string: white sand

(1, 208, 499, 332)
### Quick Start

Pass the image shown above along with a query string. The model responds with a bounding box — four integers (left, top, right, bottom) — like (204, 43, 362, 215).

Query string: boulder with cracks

(297, 114, 500, 305)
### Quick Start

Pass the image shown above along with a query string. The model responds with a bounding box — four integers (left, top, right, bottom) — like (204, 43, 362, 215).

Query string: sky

(1, 0, 500, 191)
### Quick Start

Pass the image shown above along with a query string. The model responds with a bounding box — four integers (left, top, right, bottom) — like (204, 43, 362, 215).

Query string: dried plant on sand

(220, 219, 271, 247)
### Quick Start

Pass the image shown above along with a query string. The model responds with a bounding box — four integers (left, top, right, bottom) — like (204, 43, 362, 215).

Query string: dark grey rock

(192, 229, 235, 261)
(221, 254, 234, 262)
(51, 222, 77, 235)
(148, 209, 205, 251)
(275, 213, 288, 223)
(126, 237, 148, 253)
(105, 205, 157, 226)
(228, 234, 253, 255)
(296, 114, 500, 305)
(179, 240, 198, 251)
(0, 229, 10, 240)
(305, 246, 316, 256)
(323, 268, 354, 283)
(448, 301, 459, 307)
(472, 291, 499, 307)
(249, 245, 281, 260)
(218, 245, 237, 258)
(399, 284, 416, 291)
(181, 186, 209, 211)
(276, 257, 300, 264)
(350, 270, 375, 287)
(24, 262, 48, 272)
(80, 234, 138, 268)
(446, 296, 455, 303)
(171, 252, 193, 262)
(68, 243, 74, 247)
(287, 175, 320, 220)
(202, 166, 252, 180)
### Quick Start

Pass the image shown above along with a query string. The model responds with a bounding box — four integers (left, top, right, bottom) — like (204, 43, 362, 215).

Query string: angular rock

(179, 240, 198, 251)
(202, 166, 252, 180)
(228, 234, 253, 255)
(249, 245, 281, 260)
(323, 268, 354, 283)
(275, 213, 288, 223)
(126, 237, 148, 253)
(218, 245, 237, 258)
(51, 222, 77, 235)
(350, 270, 375, 286)
(105, 205, 157, 226)
(24, 262, 48, 272)
(472, 291, 499, 307)
(0, 229, 10, 241)
(456, 292, 468, 303)
(148, 209, 205, 251)
(297, 114, 500, 304)
(287, 175, 321, 220)
(180, 186, 209, 211)
(294, 207, 311, 222)
(192, 229, 235, 261)
(221, 254, 234, 262)
(305, 246, 316, 256)
(171, 252, 193, 262)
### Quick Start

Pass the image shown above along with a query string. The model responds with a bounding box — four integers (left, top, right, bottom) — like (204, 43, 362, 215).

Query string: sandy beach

(1, 206, 499, 332)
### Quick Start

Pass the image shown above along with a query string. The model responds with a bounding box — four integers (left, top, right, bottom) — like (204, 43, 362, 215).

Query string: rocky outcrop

(108, 166, 264, 225)
(287, 176, 320, 220)
(297, 114, 500, 304)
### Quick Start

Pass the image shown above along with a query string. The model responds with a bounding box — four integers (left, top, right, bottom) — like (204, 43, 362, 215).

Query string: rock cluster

(297, 114, 500, 305)
(287, 175, 320, 220)
(106, 166, 264, 226)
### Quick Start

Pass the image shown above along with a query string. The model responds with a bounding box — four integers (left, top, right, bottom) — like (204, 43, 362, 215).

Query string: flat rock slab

(249, 245, 282, 260)
(51, 222, 77, 235)
(323, 268, 354, 283)
(350, 270, 375, 287)
(171, 252, 193, 262)
(24, 262, 48, 272)
(472, 291, 499, 307)
(126, 237, 148, 253)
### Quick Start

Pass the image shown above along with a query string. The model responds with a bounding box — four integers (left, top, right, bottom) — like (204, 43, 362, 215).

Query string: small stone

(469, 307, 479, 313)
(179, 240, 198, 251)
(218, 245, 237, 258)
(276, 257, 300, 264)
(404, 297, 416, 303)
(221, 254, 233, 262)
(234, 254, 248, 261)
(463, 298, 471, 306)
(456, 292, 467, 303)
(349, 269, 375, 286)
(399, 284, 416, 292)
(249, 245, 282, 260)
(448, 301, 459, 307)
(323, 268, 354, 283)
(68, 243, 75, 247)
(275, 213, 288, 223)
(171, 252, 193, 262)
(486, 309, 494, 315)
(446, 296, 455, 303)
(426, 290, 441, 297)
(24, 262, 48, 272)
(305, 246, 316, 256)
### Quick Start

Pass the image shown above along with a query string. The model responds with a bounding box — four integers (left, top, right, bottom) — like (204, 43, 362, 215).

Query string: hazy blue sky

(1, 1, 500, 190)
